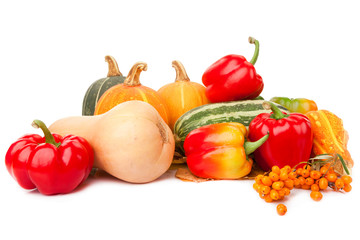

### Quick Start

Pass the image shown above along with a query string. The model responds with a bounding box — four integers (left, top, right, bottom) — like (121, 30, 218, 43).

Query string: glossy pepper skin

(248, 102, 313, 171)
(184, 122, 268, 179)
(202, 37, 264, 103)
(270, 97, 318, 114)
(5, 120, 94, 195)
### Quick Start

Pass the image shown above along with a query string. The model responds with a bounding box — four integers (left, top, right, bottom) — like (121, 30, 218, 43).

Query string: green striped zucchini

(174, 100, 289, 153)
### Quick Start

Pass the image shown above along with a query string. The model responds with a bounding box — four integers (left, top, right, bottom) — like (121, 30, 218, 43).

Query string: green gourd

(82, 56, 126, 116)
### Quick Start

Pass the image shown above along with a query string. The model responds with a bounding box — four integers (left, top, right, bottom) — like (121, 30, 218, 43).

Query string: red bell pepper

(184, 122, 268, 179)
(202, 37, 264, 103)
(5, 120, 94, 195)
(248, 102, 313, 171)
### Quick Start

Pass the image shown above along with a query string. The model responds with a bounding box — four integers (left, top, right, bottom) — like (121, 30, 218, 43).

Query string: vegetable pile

(5, 36, 353, 215)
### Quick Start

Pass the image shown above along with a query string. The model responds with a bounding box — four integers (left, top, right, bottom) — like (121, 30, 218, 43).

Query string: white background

(1, 0, 359, 239)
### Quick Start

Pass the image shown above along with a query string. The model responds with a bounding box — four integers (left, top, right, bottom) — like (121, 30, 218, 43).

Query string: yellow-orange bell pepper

(183, 122, 268, 179)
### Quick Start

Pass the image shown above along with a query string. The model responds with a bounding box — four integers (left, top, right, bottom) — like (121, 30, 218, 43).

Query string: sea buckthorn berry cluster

(253, 162, 353, 216)
(253, 165, 294, 204)
(293, 163, 353, 198)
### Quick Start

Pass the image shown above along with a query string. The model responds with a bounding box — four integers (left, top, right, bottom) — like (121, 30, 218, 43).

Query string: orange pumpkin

(158, 60, 209, 131)
(94, 62, 169, 124)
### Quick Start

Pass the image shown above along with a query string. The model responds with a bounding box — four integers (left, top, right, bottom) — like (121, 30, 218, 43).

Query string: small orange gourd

(94, 62, 169, 124)
(158, 60, 209, 131)
(305, 110, 353, 175)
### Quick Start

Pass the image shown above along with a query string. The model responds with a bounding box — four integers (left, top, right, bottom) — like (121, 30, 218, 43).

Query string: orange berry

(255, 175, 264, 184)
(260, 185, 271, 195)
(279, 172, 288, 181)
(343, 184, 352, 192)
(301, 184, 311, 190)
(281, 165, 291, 173)
(272, 181, 284, 191)
(335, 178, 344, 189)
(278, 188, 286, 198)
(288, 171, 297, 180)
(270, 189, 280, 201)
(259, 192, 265, 199)
(298, 176, 306, 185)
(284, 179, 294, 189)
(341, 175, 352, 185)
(311, 184, 320, 192)
(326, 173, 337, 183)
(320, 166, 329, 175)
(253, 183, 261, 192)
(283, 187, 291, 196)
(305, 177, 315, 186)
(271, 166, 281, 175)
(319, 178, 328, 190)
(310, 170, 321, 180)
(293, 178, 301, 188)
(310, 191, 323, 201)
(296, 168, 303, 176)
(269, 172, 279, 182)
(261, 176, 273, 186)
(302, 169, 310, 178)
(277, 204, 287, 216)
(264, 194, 273, 203)
(303, 164, 311, 171)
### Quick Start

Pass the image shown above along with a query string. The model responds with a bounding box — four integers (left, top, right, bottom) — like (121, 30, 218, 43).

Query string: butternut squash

(49, 100, 175, 183)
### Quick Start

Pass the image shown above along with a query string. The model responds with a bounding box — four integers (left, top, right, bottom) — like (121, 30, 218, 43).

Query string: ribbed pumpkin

(82, 55, 126, 116)
(158, 60, 209, 131)
(94, 62, 169, 124)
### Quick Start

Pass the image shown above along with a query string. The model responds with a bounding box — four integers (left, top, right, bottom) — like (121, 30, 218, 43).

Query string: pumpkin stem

(248, 36, 260, 65)
(172, 60, 190, 82)
(124, 62, 148, 86)
(105, 55, 123, 77)
(32, 120, 61, 147)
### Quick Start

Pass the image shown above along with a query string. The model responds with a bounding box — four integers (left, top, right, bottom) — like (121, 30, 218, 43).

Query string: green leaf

(337, 154, 350, 175)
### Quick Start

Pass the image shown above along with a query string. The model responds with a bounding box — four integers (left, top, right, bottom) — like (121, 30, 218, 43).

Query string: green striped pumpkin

(82, 56, 126, 116)
(174, 100, 289, 154)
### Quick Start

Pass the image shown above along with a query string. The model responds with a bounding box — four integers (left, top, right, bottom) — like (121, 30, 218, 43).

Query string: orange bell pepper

(183, 122, 268, 179)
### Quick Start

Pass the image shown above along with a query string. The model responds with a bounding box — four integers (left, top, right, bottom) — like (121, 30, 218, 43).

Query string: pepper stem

(248, 36, 260, 65)
(244, 133, 269, 155)
(124, 62, 147, 86)
(32, 120, 61, 147)
(263, 101, 288, 120)
(105, 55, 123, 77)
